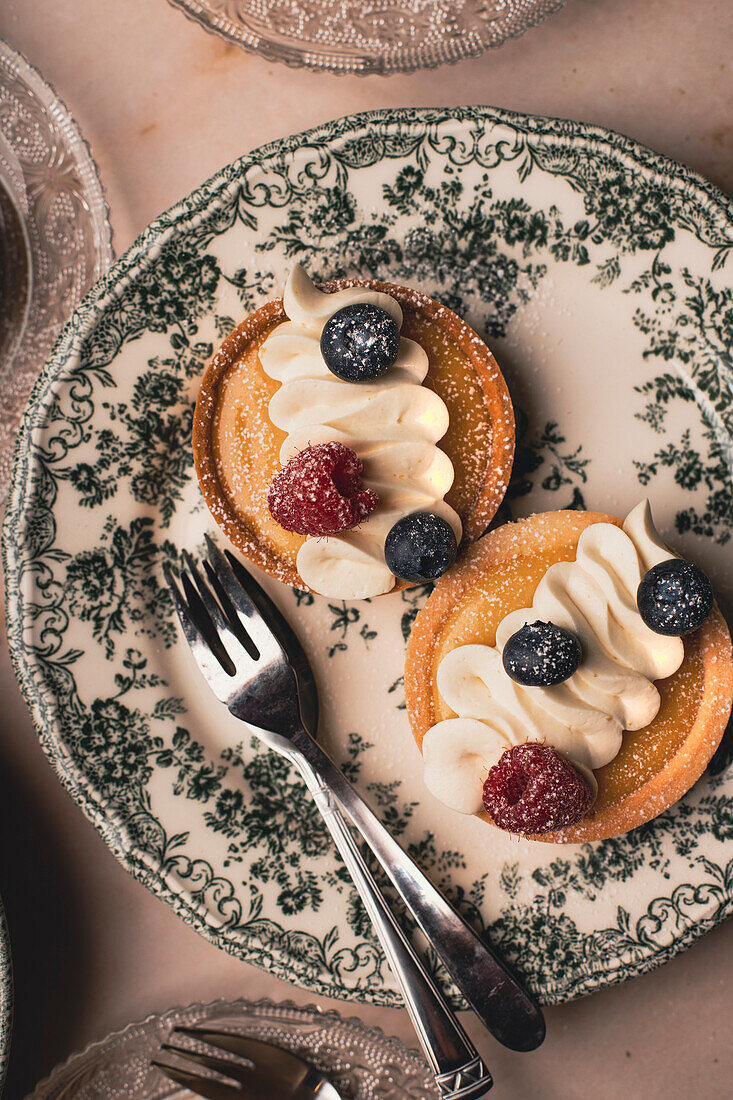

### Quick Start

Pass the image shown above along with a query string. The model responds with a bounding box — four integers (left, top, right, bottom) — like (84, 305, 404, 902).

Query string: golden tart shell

(192, 279, 515, 591)
(404, 509, 733, 843)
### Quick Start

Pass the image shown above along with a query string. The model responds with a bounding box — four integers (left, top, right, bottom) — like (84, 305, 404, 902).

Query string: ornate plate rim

(0, 36, 115, 500)
(0, 897, 11, 1094)
(4, 105, 733, 1008)
(0, 39, 113, 261)
(166, 0, 569, 76)
(28, 995, 431, 1098)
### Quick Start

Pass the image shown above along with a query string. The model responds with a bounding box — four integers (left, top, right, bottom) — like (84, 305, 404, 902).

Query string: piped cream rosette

(422, 501, 685, 815)
(259, 266, 461, 599)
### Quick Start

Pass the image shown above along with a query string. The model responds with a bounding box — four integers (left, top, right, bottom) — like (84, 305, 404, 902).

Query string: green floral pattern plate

(4, 107, 733, 1008)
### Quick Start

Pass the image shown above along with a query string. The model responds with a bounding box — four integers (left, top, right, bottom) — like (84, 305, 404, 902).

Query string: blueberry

(637, 558, 713, 636)
(320, 303, 400, 382)
(502, 621, 582, 687)
(384, 512, 457, 583)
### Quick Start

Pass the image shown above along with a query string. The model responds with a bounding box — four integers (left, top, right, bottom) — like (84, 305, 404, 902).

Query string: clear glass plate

(28, 997, 435, 1099)
(167, 0, 569, 74)
(0, 898, 10, 1094)
(0, 137, 32, 377)
(0, 40, 113, 501)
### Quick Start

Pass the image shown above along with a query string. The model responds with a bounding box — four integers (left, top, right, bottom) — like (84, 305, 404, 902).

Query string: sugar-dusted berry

(482, 742, 592, 834)
(502, 621, 582, 687)
(637, 558, 713, 636)
(268, 442, 379, 537)
(384, 512, 457, 583)
(320, 303, 400, 382)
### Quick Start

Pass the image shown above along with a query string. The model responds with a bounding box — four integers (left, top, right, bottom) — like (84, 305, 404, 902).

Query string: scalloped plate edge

(4, 105, 733, 1008)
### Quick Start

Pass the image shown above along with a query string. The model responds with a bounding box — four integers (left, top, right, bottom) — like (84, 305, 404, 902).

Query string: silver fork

(165, 542, 545, 1091)
(165, 546, 493, 1100)
(152, 1028, 342, 1099)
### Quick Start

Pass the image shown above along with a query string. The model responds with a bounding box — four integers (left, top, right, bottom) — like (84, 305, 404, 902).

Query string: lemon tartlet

(405, 505, 733, 843)
(193, 267, 515, 598)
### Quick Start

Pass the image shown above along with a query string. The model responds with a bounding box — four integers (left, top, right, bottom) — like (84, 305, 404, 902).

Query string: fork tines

(163, 536, 287, 679)
(152, 1028, 315, 1099)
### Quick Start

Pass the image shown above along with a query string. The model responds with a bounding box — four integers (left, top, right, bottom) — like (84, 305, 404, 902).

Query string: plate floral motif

(4, 107, 733, 1008)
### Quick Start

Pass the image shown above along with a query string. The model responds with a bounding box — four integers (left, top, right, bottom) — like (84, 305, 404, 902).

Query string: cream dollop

(422, 501, 685, 815)
(260, 266, 461, 599)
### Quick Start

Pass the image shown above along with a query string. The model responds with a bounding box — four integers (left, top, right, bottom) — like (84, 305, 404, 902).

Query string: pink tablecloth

(1, 0, 732, 1095)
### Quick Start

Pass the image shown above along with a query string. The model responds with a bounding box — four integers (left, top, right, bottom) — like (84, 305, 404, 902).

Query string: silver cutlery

(152, 1027, 342, 1099)
(164, 540, 545, 1094)
(165, 544, 493, 1099)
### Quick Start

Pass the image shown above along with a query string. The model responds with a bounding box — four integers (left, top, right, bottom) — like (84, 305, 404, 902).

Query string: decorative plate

(5, 107, 733, 1010)
(0, 39, 114, 500)
(167, 0, 568, 75)
(0, 897, 11, 1093)
(28, 997, 434, 1098)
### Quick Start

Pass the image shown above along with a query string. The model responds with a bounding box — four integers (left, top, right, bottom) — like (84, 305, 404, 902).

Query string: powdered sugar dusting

(257, 267, 462, 599)
(267, 441, 379, 536)
(193, 273, 515, 592)
(406, 508, 733, 844)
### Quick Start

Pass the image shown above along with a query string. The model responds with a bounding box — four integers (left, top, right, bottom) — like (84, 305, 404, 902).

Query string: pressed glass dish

(0, 135, 32, 377)
(0, 898, 10, 1094)
(0, 40, 113, 500)
(28, 998, 435, 1099)
(167, 0, 569, 74)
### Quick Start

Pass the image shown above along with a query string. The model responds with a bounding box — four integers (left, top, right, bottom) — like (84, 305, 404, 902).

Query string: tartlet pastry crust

(405, 509, 733, 843)
(193, 279, 515, 592)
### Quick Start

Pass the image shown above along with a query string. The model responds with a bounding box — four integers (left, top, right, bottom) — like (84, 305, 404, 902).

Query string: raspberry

(482, 743, 592, 835)
(267, 442, 379, 537)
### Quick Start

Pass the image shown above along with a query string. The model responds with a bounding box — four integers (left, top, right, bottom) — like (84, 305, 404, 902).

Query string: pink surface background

(1, 0, 732, 1096)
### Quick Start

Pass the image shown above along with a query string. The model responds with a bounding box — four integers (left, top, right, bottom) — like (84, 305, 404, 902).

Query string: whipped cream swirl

(260, 266, 461, 599)
(422, 501, 685, 815)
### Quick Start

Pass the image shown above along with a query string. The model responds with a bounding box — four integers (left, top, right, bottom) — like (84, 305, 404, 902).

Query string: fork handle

(293, 762, 493, 1099)
(288, 730, 545, 1054)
